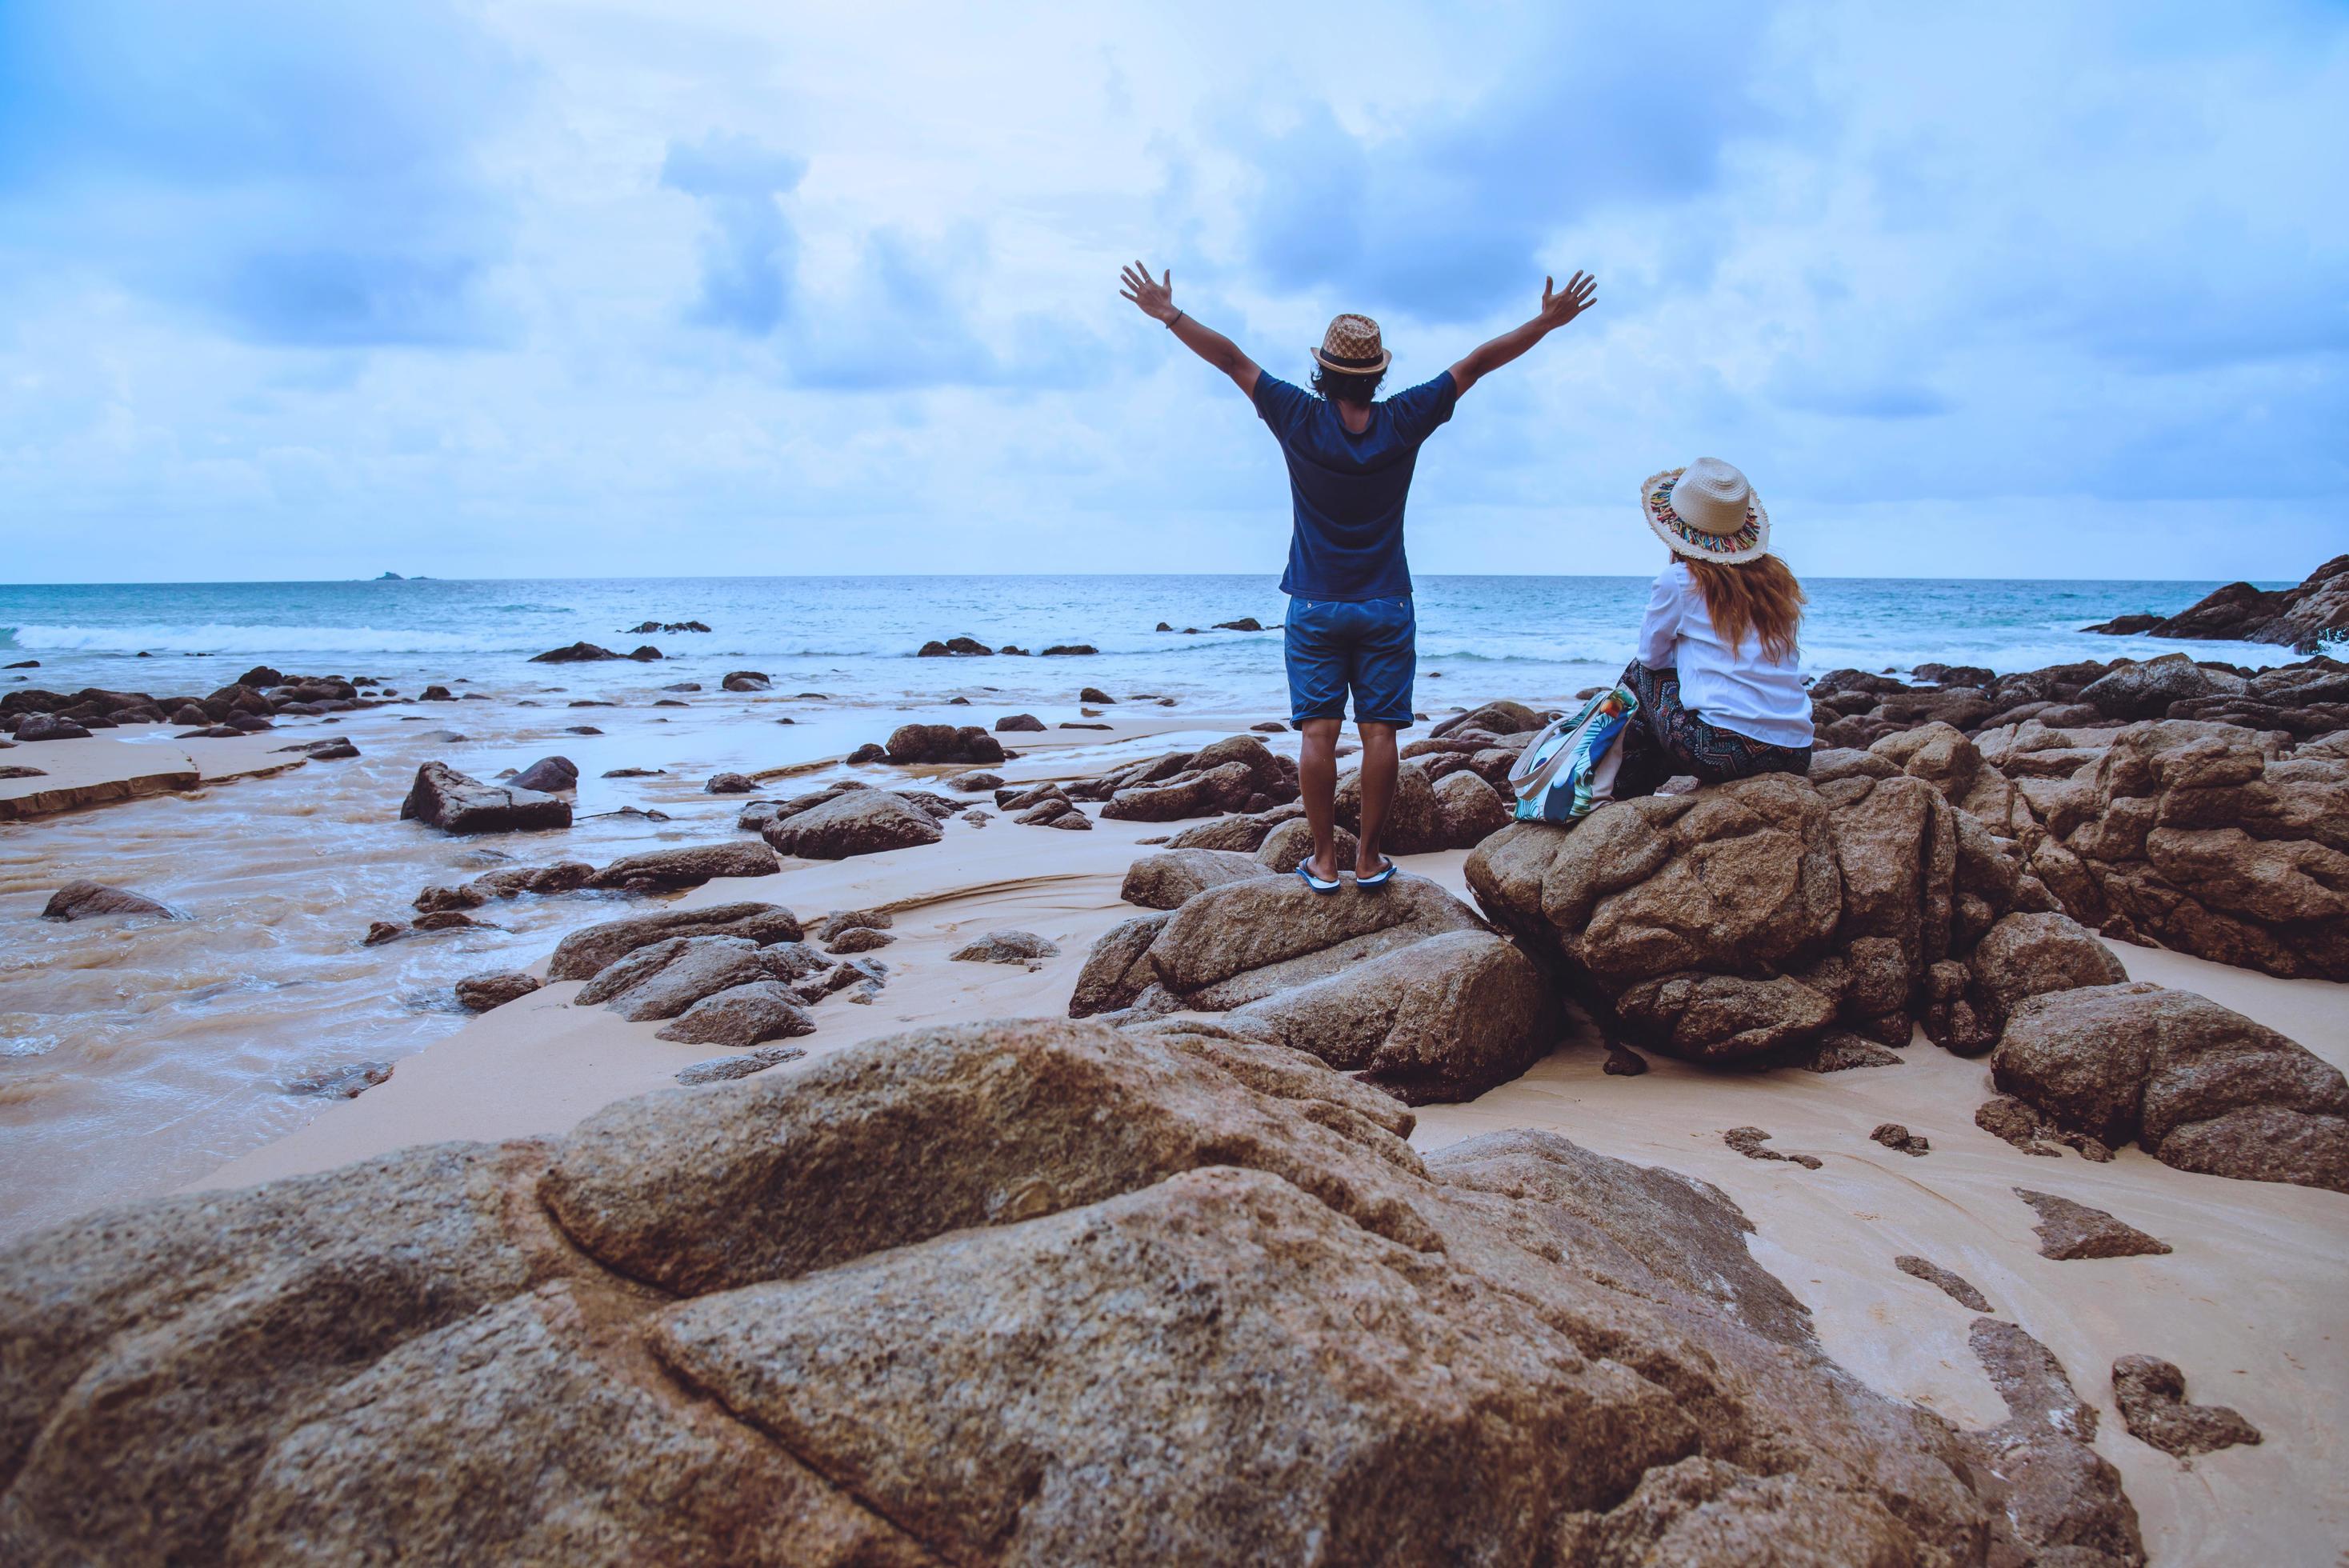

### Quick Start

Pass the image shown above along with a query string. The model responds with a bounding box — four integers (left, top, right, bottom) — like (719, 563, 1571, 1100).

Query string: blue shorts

(1285, 595, 1416, 727)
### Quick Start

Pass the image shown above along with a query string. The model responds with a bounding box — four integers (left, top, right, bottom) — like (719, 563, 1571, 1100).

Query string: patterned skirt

(1615, 660, 1811, 800)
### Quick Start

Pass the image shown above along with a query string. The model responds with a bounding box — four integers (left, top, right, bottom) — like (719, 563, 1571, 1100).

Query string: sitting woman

(1615, 457, 1814, 798)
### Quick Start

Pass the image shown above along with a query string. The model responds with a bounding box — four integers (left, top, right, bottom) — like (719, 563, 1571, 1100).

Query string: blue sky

(1, 0, 2343, 582)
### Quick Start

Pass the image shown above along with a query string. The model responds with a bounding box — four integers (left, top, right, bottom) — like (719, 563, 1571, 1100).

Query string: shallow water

(0, 573, 2302, 1240)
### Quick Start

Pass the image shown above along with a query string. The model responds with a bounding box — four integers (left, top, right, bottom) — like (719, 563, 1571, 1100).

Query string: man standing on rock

(1119, 260, 1597, 888)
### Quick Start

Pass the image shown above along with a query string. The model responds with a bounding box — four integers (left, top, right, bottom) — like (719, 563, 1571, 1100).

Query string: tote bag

(1506, 685, 1638, 823)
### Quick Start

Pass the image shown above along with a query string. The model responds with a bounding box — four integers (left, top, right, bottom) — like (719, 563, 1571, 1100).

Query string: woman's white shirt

(1634, 562, 1814, 749)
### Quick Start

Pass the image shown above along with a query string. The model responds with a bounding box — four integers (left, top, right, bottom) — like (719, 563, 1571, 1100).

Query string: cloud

(661, 134, 807, 335)
(0, 0, 522, 346)
(1215, 4, 1770, 321)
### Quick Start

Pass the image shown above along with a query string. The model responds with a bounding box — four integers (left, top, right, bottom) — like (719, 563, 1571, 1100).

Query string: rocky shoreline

(6, 623, 2347, 1562)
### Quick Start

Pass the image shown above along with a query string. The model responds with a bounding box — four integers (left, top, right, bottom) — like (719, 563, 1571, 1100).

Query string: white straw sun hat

(1642, 458, 1771, 564)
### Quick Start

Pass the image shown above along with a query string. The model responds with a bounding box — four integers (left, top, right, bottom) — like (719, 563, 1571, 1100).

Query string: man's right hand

(1118, 260, 1179, 323)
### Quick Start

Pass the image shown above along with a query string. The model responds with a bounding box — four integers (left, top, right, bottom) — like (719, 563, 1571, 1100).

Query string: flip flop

(1356, 857, 1399, 890)
(1294, 863, 1343, 895)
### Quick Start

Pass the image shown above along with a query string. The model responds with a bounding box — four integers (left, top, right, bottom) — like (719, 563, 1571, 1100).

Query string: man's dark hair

(1310, 365, 1386, 404)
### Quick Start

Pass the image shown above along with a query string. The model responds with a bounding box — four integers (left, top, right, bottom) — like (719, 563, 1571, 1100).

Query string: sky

(1, 0, 2344, 583)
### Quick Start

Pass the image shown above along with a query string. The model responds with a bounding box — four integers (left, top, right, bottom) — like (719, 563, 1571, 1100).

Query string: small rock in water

(706, 772, 756, 794)
(1870, 1122, 1931, 1157)
(950, 930, 1060, 964)
(2015, 1188, 2171, 1260)
(1895, 1254, 1991, 1311)
(0, 764, 46, 779)
(363, 921, 409, 946)
(509, 756, 579, 793)
(42, 881, 179, 922)
(2111, 1355, 2263, 1458)
(565, 726, 604, 736)
(602, 767, 665, 778)
(674, 1046, 807, 1086)
(1724, 1126, 1821, 1170)
(994, 714, 1046, 733)
(1251, 720, 1287, 733)
(1602, 1043, 1649, 1076)
(454, 972, 542, 1012)
(282, 1061, 393, 1098)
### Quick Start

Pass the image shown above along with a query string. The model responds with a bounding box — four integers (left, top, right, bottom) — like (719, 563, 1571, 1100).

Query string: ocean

(0, 573, 2300, 1239)
(0, 573, 2300, 711)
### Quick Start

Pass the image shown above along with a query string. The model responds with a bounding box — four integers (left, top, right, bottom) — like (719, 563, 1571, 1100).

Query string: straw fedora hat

(1642, 458, 1770, 564)
(1312, 313, 1392, 377)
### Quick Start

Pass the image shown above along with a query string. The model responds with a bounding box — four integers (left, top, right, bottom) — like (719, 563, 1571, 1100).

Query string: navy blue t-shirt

(1254, 369, 1459, 601)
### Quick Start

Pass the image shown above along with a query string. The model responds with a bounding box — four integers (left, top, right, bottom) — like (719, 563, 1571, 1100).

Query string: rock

(412, 910, 486, 934)
(946, 769, 1001, 791)
(2111, 1355, 2262, 1458)
(528, 642, 623, 663)
(1119, 848, 1268, 910)
(1431, 699, 1545, 738)
(721, 670, 770, 691)
(0, 764, 44, 779)
(1975, 1094, 2115, 1162)
(825, 926, 894, 954)
(547, 902, 804, 981)
(471, 862, 597, 898)
(762, 788, 942, 859)
(704, 772, 756, 794)
(1066, 910, 1170, 1015)
(454, 972, 542, 1012)
(41, 880, 178, 921)
(2084, 612, 2163, 635)
(949, 930, 1060, 963)
(0, 1014, 2111, 1566)
(627, 620, 712, 634)
(1992, 982, 2349, 1191)
(1603, 1043, 1649, 1075)
(1431, 768, 1511, 849)
(14, 714, 92, 742)
(1895, 1255, 1990, 1311)
(812, 910, 893, 942)
(587, 842, 779, 892)
(1723, 1127, 1821, 1170)
(1331, 759, 1447, 854)
(1039, 643, 1097, 656)
(414, 882, 489, 914)
(400, 762, 573, 834)
(1078, 686, 1115, 703)
(653, 982, 816, 1046)
(844, 742, 888, 765)
(1127, 871, 1486, 1010)
(506, 756, 578, 794)
(882, 724, 1005, 766)
(1231, 930, 1554, 1102)
(1927, 911, 2127, 1054)
(674, 1046, 807, 1085)
(236, 664, 285, 687)
(1783, 1031, 1904, 1071)
(1252, 818, 1358, 875)
(577, 936, 784, 1022)
(2107, 555, 2349, 650)
(994, 713, 1045, 732)
(916, 636, 994, 657)
(275, 738, 359, 759)
(2015, 1188, 2171, 1259)
(1967, 1318, 2146, 1562)
(1870, 1122, 1930, 1157)
(2077, 657, 2248, 720)
(282, 1062, 394, 1098)
(362, 920, 410, 946)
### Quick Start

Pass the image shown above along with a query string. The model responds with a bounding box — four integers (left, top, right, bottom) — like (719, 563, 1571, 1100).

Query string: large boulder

(586, 842, 779, 893)
(2078, 658, 2248, 720)
(400, 762, 573, 834)
(1097, 736, 1298, 822)
(546, 902, 804, 981)
(1231, 930, 1555, 1102)
(1335, 759, 1447, 854)
(1252, 817, 1357, 874)
(506, 755, 578, 794)
(1432, 768, 1512, 849)
(882, 724, 1005, 766)
(1467, 772, 2036, 1063)
(762, 790, 943, 860)
(0, 1018, 2103, 1565)
(576, 936, 794, 1022)
(1138, 870, 1487, 1010)
(1118, 848, 1268, 910)
(1923, 910, 2127, 1055)
(1992, 982, 2349, 1191)
(2054, 726, 2349, 980)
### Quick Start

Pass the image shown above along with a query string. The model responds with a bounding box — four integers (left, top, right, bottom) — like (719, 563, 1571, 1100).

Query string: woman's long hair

(1687, 554, 1806, 662)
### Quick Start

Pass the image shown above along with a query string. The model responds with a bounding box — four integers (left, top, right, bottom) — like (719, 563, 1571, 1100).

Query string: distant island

(375, 572, 402, 580)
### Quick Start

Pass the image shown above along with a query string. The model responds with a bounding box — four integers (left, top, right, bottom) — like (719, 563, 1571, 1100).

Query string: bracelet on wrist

(1166, 310, 1186, 330)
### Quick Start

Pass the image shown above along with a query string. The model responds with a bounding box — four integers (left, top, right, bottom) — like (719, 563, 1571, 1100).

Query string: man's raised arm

(1120, 260, 1260, 398)
(1447, 270, 1597, 397)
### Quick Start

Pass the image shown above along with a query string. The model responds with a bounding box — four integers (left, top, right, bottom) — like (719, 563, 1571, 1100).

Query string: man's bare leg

(1354, 721, 1399, 877)
(1297, 718, 1343, 882)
